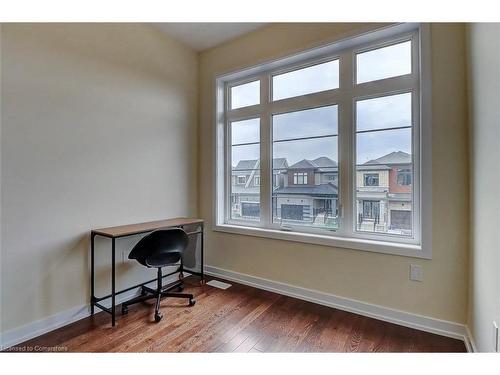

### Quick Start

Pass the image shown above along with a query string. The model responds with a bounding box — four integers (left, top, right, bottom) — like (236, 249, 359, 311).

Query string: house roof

(357, 164, 391, 171)
(234, 159, 259, 171)
(288, 159, 318, 169)
(357, 151, 411, 171)
(274, 183, 338, 196)
(289, 157, 338, 170)
(312, 157, 338, 168)
(365, 151, 411, 166)
(273, 158, 288, 170)
(233, 158, 289, 171)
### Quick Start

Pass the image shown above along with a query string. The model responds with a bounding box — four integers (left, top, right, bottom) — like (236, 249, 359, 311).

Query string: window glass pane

(231, 80, 260, 109)
(356, 127, 411, 164)
(356, 93, 412, 132)
(356, 40, 412, 84)
(272, 60, 339, 101)
(273, 136, 338, 165)
(273, 105, 338, 141)
(231, 118, 260, 145)
(272, 110, 339, 231)
(355, 127, 413, 236)
(231, 119, 260, 222)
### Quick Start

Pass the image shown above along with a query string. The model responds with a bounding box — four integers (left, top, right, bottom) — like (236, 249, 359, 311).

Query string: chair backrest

(128, 228, 189, 268)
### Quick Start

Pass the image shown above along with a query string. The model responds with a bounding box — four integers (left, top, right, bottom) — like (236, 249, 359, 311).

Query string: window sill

(213, 224, 430, 259)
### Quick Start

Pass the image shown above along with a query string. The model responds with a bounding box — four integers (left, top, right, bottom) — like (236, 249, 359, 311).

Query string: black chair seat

(129, 228, 188, 267)
(122, 228, 195, 323)
(146, 251, 181, 268)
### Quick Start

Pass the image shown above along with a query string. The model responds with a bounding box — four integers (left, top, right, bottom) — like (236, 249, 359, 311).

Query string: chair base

(121, 279, 195, 322)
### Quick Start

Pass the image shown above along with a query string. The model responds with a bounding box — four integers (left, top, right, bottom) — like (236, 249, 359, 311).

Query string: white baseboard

(0, 273, 182, 350)
(464, 326, 477, 352)
(205, 265, 473, 351)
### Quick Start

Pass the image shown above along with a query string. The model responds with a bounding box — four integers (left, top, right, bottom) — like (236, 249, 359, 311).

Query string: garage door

(281, 204, 304, 221)
(241, 202, 260, 218)
(390, 210, 411, 230)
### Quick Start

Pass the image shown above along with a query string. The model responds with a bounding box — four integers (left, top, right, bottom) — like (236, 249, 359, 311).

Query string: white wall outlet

(409, 264, 423, 282)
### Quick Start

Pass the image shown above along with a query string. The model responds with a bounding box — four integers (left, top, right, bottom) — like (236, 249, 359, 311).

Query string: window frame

(214, 23, 432, 259)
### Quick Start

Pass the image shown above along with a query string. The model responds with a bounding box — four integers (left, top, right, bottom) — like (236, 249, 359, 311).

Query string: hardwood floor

(12, 276, 466, 352)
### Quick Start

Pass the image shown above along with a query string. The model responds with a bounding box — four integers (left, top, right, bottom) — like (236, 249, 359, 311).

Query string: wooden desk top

(91, 217, 203, 238)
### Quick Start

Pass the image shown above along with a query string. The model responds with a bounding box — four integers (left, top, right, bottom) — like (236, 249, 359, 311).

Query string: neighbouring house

(231, 158, 288, 220)
(231, 157, 339, 229)
(356, 151, 412, 235)
(231, 151, 412, 234)
(273, 157, 339, 229)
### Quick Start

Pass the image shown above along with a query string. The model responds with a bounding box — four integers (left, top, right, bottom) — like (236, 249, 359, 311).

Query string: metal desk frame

(90, 218, 204, 326)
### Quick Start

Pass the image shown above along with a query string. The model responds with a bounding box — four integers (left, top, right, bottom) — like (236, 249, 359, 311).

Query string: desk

(90, 218, 204, 326)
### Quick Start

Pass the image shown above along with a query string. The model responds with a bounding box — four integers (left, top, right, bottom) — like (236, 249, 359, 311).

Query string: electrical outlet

(493, 321, 499, 352)
(409, 264, 423, 282)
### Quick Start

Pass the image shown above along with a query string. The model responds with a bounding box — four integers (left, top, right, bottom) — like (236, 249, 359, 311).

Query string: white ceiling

(154, 23, 267, 51)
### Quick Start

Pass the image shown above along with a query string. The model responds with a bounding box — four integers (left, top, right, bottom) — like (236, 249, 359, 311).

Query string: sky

(230, 40, 412, 167)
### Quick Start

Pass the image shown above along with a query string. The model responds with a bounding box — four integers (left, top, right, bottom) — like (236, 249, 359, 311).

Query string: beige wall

(466, 23, 500, 352)
(356, 170, 389, 188)
(0, 24, 198, 333)
(199, 23, 469, 323)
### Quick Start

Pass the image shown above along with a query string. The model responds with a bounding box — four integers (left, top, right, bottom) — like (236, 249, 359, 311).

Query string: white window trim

(213, 23, 432, 259)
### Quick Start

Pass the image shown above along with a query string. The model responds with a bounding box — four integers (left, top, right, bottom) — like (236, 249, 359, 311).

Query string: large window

(215, 24, 430, 258)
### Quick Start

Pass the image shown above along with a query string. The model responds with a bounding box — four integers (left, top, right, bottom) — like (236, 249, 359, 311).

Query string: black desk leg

(111, 237, 116, 327)
(90, 233, 95, 316)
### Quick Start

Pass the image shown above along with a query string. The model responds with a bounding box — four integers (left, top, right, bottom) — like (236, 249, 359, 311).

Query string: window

(230, 80, 260, 109)
(216, 24, 430, 258)
(397, 168, 412, 185)
(362, 200, 380, 220)
(356, 40, 412, 84)
(230, 118, 260, 222)
(273, 60, 339, 101)
(364, 173, 379, 186)
(293, 172, 308, 185)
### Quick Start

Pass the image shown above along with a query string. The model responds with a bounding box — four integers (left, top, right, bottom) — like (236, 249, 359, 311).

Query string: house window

(362, 200, 380, 220)
(215, 23, 430, 257)
(293, 172, 308, 185)
(364, 173, 379, 186)
(236, 176, 246, 185)
(397, 168, 412, 185)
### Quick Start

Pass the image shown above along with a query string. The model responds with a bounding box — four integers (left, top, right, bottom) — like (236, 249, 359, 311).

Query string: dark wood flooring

(11, 276, 466, 352)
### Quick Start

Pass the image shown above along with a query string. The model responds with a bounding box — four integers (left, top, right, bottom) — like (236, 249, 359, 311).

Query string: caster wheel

(189, 298, 196, 307)
(154, 312, 163, 322)
(178, 272, 184, 280)
(140, 288, 147, 296)
(121, 305, 128, 315)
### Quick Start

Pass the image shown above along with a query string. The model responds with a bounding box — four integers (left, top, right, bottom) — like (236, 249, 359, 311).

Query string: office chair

(121, 228, 196, 322)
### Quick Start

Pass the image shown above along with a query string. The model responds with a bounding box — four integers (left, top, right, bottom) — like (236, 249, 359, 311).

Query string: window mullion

(260, 74, 271, 227)
(338, 50, 354, 237)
